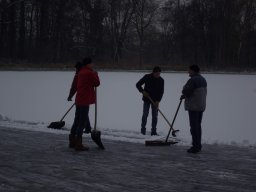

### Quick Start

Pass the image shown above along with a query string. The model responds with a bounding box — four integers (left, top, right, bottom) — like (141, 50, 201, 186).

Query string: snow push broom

(91, 88, 105, 149)
(48, 103, 75, 129)
(145, 96, 182, 146)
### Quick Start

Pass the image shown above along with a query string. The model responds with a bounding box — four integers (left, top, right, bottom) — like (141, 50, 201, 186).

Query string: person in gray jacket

(181, 65, 207, 153)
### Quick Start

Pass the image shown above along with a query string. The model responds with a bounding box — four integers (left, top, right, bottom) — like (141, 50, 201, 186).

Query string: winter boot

(69, 134, 76, 148)
(84, 127, 91, 134)
(187, 147, 201, 154)
(141, 128, 146, 135)
(151, 129, 158, 136)
(75, 136, 89, 151)
(151, 132, 159, 136)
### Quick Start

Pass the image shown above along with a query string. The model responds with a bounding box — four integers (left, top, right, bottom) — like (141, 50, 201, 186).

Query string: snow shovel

(91, 88, 105, 149)
(145, 96, 182, 146)
(48, 103, 75, 129)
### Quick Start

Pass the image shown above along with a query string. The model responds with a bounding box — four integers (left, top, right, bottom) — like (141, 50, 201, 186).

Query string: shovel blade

(91, 130, 105, 149)
(145, 140, 178, 146)
(47, 121, 65, 129)
(171, 130, 180, 137)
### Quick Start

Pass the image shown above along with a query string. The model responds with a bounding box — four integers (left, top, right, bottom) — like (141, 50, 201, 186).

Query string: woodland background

(0, 0, 256, 71)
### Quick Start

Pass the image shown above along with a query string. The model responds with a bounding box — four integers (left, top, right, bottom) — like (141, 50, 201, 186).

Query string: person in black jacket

(136, 66, 164, 135)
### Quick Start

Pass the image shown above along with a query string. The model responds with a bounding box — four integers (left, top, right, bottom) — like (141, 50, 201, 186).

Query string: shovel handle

(60, 103, 75, 121)
(94, 88, 97, 131)
(146, 95, 181, 141)
(165, 99, 182, 142)
(146, 96, 174, 129)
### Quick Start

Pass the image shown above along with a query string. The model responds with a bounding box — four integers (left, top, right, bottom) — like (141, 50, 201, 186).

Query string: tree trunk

(8, 0, 17, 59)
(18, 1, 25, 59)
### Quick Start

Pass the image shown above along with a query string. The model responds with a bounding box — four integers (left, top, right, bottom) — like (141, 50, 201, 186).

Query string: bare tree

(9, 0, 17, 58)
(18, 0, 25, 59)
(132, 0, 158, 68)
(237, 0, 256, 68)
(37, 0, 50, 58)
(104, 0, 136, 64)
(0, 0, 8, 57)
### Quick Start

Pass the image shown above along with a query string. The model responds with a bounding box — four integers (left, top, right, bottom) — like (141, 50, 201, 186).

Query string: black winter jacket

(136, 73, 164, 103)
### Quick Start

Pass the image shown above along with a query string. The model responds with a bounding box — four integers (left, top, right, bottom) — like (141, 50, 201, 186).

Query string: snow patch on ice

(100, 127, 183, 144)
(0, 116, 66, 135)
(0, 114, 10, 121)
(0, 115, 254, 148)
(205, 170, 240, 180)
(0, 115, 183, 145)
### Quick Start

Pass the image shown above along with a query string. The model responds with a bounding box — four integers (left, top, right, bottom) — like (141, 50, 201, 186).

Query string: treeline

(0, 0, 256, 70)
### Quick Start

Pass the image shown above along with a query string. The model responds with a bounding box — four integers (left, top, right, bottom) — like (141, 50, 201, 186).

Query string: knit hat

(189, 65, 200, 73)
(153, 66, 161, 73)
(75, 62, 83, 70)
(83, 57, 92, 66)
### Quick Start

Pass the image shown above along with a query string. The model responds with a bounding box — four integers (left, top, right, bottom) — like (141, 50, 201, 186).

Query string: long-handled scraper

(48, 103, 75, 129)
(91, 88, 105, 149)
(145, 96, 182, 146)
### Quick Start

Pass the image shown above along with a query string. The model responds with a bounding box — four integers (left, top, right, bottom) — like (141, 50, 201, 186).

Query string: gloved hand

(180, 95, 185, 100)
(67, 96, 72, 101)
(142, 91, 149, 97)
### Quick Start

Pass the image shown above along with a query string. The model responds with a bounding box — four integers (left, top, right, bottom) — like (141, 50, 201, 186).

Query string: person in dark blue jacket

(136, 66, 164, 135)
(181, 65, 207, 153)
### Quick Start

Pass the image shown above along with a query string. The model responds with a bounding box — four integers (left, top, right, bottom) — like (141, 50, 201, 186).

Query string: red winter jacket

(75, 66, 100, 106)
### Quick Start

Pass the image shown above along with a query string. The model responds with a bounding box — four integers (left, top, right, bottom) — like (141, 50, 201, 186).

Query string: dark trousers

(70, 105, 91, 137)
(188, 111, 203, 150)
(141, 101, 158, 133)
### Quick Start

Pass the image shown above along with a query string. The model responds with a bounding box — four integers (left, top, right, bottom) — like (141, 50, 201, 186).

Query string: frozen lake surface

(0, 71, 255, 146)
(0, 126, 256, 192)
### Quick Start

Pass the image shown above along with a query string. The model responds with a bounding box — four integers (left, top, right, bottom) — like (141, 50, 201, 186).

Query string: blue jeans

(188, 111, 203, 150)
(141, 101, 158, 134)
(70, 105, 91, 137)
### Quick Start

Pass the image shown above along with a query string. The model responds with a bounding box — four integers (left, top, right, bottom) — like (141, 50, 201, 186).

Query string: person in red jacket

(69, 57, 100, 151)
(68, 61, 92, 134)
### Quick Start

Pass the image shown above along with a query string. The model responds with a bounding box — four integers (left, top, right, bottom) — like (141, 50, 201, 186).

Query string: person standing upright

(67, 61, 92, 134)
(181, 65, 207, 153)
(136, 66, 164, 136)
(69, 57, 100, 151)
